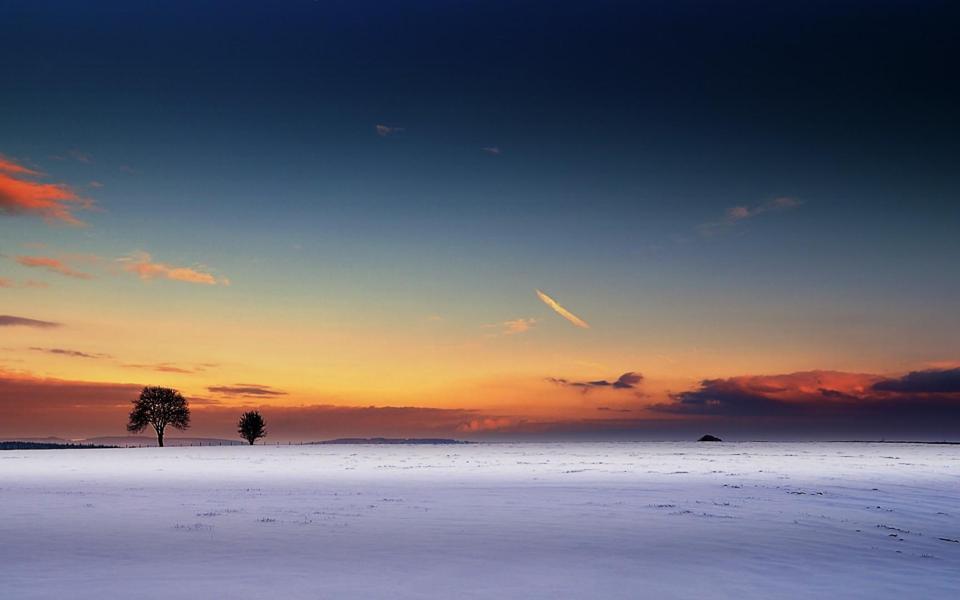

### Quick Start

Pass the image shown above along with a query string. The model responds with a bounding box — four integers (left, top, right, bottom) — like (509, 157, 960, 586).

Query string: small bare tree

(127, 386, 190, 447)
(238, 410, 267, 445)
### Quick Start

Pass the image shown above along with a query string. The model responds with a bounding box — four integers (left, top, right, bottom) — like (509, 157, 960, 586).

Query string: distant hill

(1, 441, 116, 450)
(310, 437, 471, 445)
(0, 436, 73, 444)
(82, 436, 245, 447)
(1, 436, 468, 447)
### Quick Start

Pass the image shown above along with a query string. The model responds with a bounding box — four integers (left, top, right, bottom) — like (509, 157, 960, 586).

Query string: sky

(2, 0, 959, 441)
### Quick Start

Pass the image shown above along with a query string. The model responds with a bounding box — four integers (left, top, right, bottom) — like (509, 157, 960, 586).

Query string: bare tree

(127, 386, 190, 447)
(238, 410, 267, 445)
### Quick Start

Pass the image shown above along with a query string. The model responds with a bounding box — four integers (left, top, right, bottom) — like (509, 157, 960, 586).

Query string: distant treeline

(310, 438, 471, 445)
(0, 441, 117, 451)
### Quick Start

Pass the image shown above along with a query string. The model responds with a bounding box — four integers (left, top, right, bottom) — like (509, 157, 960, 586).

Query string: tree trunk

(248, 439, 255, 445)
(157, 429, 164, 448)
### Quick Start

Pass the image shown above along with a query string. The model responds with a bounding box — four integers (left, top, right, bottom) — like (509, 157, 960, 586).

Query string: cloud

(208, 384, 288, 397)
(653, 370, 960, 427)
(119, 252, 229, 285)
(16, 255, 94, 279)
(0, 277, 48, 289)
(872, 368, 960, 393)
(535, 289, 590, 329)
(2, 366, 960, 441)
(502, 318, 536, 335)
(456, 417, 518, 432)
(0, 156, 90, 225)
(658, 378, 798, 416)
(0, 157, 42, 176)
(30, 347, 110, 359)
(549, 371, 643, 392)
(68, 149, 93, 164)
(0, 370, 141, 438)
(0, 315, 61, 328)
(122, 363, 200, 374)
(375, 124, 404, 137)
(701, 197, 802, 233)
(0, 368, 490, 440)
(482, 146, 501, 155)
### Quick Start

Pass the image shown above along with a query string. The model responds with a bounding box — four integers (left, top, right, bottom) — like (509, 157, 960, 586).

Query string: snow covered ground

(2, 442, 958, 599)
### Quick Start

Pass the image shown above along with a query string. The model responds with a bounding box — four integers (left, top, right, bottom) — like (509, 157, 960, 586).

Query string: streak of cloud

(457, 417, 518, 432)
(208, 384, 287, 397)
(700, 197, 802, 233)
(375, 124, 404, 137)
(549, 371, 643, 392)
(0, 315, 61, 328)
(16, 255, 94, 279)
(502, 318, 536, 335)
(535, 289, 590, 329)
(119, 252, 229, 285)
(121, 363, 201, 374)
(30, 347, 111, 360)
(0, 156, 91, 225)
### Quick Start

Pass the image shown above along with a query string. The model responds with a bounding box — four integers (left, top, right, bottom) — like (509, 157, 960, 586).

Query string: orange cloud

(0, 157, 42, 177)
(16, 255, 94, 279)
(119, 252, 229, 285)
(0, 156, 90, 225)
(456, 417, 518, 432)
(502, 318, 536, 335)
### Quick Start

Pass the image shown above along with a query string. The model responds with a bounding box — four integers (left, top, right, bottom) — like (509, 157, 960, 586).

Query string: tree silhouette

(238, 410, 267, 445)
(127, 386, 190, 447)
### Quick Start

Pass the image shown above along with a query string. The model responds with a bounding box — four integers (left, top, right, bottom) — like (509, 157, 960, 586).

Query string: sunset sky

(2, 1, 959, 440)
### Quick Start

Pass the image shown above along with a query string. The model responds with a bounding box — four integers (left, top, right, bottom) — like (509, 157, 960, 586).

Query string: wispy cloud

(549, 371, 643, 392)
(0, 277, 49, 288)
(482, 146, 501, 155)
(50, 149, 93, 163)
(119, 252, 229, 285)
(535, 289, 590, 329)
(457, 416, 518, 432)
(16, 255, 94, 279)
(375, 124, 404, 137)
(0, 315, 61, 328)
(68, 149, 92, 164)
(121, 362, 203, 374)
(502, 317, 536, 335)
(208, 383, 287, 397)
(700, 197, 802, 233)
(0, 157, 42, 176)
(0, 156, 91, 225)
(30, 347, 111, 360)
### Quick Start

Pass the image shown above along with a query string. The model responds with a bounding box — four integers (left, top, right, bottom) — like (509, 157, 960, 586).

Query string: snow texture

(2, 442, 958, 599)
